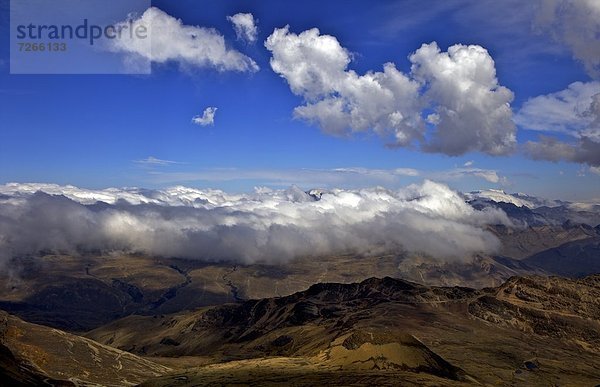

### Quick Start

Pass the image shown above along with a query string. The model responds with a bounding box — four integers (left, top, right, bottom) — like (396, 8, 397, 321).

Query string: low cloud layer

(111, 7, 258, 72)
(0, 182, 511, 265)
(265, 27, 516, 156)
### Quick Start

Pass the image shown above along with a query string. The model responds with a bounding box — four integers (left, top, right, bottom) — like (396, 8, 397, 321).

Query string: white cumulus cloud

(192, 107, 217, 126)
(410, 42, 516, 156)
(110, 7, 258, 72)
(227, 13, 258, 43)
(265, 26, 423, 144)
(265, 27, 516, 156)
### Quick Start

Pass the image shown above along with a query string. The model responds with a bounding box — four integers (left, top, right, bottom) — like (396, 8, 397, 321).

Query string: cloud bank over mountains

(0, 182, 511, 265)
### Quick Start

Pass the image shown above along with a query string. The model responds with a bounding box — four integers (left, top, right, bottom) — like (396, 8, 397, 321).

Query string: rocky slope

(0, 310, 170, 386)
(141, 329, 473, 387)
(88, 275, 600, 386)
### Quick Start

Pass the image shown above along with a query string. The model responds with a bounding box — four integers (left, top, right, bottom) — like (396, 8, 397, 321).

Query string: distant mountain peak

(465, 189, 562, 209)
(306, 189, 325, 201)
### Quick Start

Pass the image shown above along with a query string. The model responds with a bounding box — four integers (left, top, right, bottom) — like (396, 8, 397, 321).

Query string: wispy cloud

(134, 156, 183, 166)
(534, 0, 600, 79)
(147, 167, 419, 188)
(372, 0, 465, 37)
(372, 0, 560, 69)
(142, 165, 506, 189)
(430, 167, 506, 184)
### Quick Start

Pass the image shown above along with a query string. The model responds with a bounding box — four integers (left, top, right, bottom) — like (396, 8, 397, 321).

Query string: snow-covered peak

(0, 182, 242, 208)
(466, 189, 540, 208)
(306, 189, 325, 201)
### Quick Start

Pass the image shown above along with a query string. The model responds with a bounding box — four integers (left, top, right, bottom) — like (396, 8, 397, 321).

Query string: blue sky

(0, 0, 599, 200)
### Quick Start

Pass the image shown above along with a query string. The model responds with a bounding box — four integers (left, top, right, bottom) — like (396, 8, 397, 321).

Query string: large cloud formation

(409, 43, 516, 156)
(110, 7, 258, 72)
(265, 27, 516, 155)
(265, 26, 423, 145)
(0, 182, 510, 265)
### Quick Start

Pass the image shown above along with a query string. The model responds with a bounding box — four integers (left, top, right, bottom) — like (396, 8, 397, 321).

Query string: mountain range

(1, 183, 599, 385)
